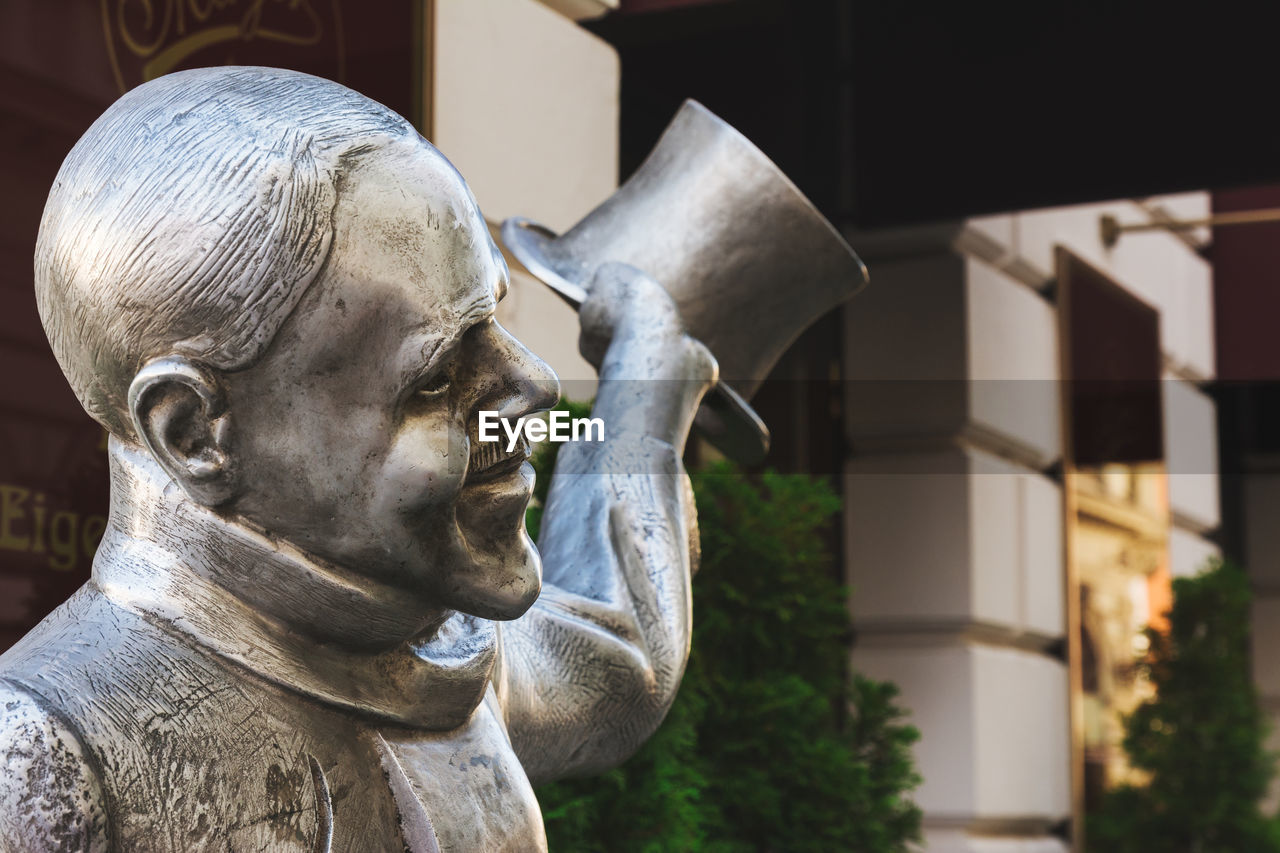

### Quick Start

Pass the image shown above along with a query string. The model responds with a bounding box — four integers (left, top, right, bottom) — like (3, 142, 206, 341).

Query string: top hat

(502, 99, 867, 463)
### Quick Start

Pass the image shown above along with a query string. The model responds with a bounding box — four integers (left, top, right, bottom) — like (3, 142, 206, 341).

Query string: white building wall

(845, 191, 1218, 851)
(431, 0, 613, 388)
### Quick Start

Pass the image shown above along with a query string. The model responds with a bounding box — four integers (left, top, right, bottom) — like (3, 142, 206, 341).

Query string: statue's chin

(440, 531, 543, 621)
(443, 459, 543, 620)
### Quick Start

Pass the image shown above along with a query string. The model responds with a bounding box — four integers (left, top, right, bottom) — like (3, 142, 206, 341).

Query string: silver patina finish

(0, 66, 862, 851)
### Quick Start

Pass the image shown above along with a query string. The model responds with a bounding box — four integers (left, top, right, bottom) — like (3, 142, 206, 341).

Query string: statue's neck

(91, 439, 495, 729)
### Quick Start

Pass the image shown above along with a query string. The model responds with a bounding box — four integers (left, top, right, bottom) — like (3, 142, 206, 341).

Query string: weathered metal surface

(2, 66, 715, 851)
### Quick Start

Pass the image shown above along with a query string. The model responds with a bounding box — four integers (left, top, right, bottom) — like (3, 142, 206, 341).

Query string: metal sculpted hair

(35, 66, 414, 438)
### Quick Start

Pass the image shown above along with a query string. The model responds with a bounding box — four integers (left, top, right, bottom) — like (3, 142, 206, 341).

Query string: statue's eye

(416, 370, 451, 398)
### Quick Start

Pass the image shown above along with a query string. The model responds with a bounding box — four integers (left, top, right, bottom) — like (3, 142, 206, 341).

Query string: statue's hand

(575, 262, 716, 449)
(578, 262, 717, 388)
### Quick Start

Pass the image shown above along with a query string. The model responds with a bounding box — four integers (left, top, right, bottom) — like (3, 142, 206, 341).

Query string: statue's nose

(488, 323, 560, 419)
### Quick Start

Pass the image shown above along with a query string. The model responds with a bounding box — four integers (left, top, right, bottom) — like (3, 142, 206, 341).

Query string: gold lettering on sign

(0, 486, 31, 551)
(102, 0, 344, 93)
(0, 484, 106, 572)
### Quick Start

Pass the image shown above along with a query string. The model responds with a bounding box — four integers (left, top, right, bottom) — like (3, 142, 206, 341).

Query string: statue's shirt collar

(92, 440, 497, 730)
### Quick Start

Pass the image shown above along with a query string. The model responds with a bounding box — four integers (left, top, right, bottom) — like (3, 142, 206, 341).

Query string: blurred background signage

(1058, 248, 1171, 820)
(103, 0, 346, 92)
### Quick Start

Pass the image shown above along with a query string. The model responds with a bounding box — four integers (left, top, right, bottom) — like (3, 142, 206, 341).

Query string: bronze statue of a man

(0, 67, 715, 851)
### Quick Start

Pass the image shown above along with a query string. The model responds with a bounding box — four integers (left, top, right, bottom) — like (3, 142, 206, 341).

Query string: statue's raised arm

(495, 262, 716, 783)
(493, 97, 868, 783)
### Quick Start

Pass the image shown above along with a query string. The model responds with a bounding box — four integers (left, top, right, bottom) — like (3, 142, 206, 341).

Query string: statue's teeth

(469, 433, 529, 476)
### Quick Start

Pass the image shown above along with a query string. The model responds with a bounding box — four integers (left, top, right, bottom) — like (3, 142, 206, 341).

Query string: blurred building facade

(842, 193, 1218, 852)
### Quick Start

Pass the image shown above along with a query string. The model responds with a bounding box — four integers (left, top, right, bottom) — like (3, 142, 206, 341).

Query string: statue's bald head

(35, 66, 415, 439)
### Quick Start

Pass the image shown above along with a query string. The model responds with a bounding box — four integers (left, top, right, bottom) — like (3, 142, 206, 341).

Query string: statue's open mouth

(467, 434, 531, 483)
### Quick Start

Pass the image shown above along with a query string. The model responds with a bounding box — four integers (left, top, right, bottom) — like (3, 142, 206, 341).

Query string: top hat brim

(503, 217, 588, 309)
(501, 216, 772, 464)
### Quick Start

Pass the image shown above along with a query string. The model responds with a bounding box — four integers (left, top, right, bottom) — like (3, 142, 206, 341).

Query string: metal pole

(1101, 208, 1280, 247)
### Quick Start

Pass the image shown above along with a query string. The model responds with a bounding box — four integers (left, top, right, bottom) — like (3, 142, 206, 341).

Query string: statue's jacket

(0, 444, 551, 852)
(0, 588, 535, 852)
(0, 433, 698, 852)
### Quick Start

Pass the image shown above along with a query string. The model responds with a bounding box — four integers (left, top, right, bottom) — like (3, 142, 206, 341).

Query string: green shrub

(527, 403, 921, 851)
(1089, 559, 1280, 852)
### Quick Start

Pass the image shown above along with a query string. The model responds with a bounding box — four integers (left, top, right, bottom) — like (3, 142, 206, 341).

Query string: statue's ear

(128, 357, 236, 506)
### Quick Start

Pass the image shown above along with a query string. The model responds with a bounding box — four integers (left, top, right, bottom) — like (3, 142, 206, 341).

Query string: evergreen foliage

(1089, 559, 1280, 852)
(526, 403, 922, 851)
